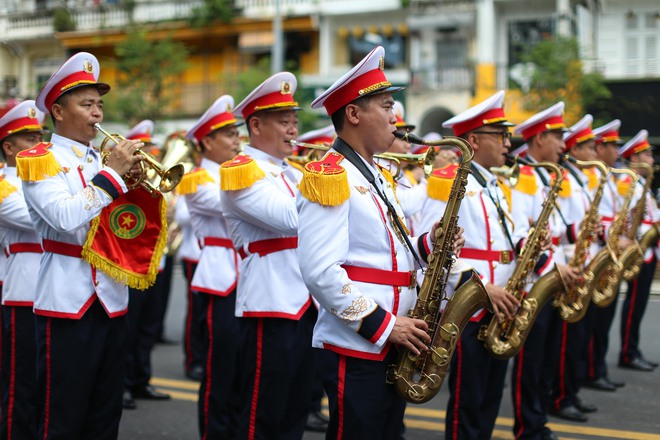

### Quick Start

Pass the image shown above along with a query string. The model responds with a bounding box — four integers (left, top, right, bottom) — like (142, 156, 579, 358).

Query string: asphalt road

(118, 264, 660, 439)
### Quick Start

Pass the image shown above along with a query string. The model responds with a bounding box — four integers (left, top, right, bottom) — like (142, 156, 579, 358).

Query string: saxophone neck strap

(470, 164, 516, 251)
(333, 137, 423, 268)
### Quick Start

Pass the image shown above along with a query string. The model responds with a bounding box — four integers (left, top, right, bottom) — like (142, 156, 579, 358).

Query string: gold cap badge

(28, 107, 37, 119)
(379, 56, 385, 71)
(281, 81, 291, 95)
(83, 60, 93, 74)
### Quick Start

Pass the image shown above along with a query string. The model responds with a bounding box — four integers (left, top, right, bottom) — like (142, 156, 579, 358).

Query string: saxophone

(621, 163, 654, 281)
(386, 131, 491, 404)
(590, 168, 639, 307)
(482, 157, 564, 359)
(553, 158, 609, 322)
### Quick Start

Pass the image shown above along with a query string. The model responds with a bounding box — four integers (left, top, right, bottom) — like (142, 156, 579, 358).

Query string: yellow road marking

(151, 377, 200, 391)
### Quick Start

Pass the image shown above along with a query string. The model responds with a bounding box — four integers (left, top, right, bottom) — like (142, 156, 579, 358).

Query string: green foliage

(519, 37, 611, 122)
(189, 0, 235, 27)
(52, 7, 75, 32)
(108, 31, 188, 124)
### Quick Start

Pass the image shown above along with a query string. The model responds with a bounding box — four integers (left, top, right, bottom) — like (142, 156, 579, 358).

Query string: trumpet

(287, 140, 329, 165)
(375, 149, 437, 179)
(491, 161, 520, 186)
(94, 123, 184, 195)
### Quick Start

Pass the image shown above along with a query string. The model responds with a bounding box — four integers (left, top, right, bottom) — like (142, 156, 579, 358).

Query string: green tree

(517, 37, 611, 124)
(108, 31, 188, 124)
(189, 0, 235, 27)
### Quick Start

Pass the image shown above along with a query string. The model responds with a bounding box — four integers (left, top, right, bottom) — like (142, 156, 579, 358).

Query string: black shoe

(122, 390, 137, 410)
(619, 357, 655, 371)
(132, 385, 171, 400)
(540, 431, 559, 440)
(605, 376, 625, 388)
(575, 396, 597, 413)
(305, 411, 329, 432)
(185, 365, 204, 382)
(584, 377, 616, 392)
(641, 356, 659, 368)
(156, 336, 177, 345)
(549, 405, 588, 422)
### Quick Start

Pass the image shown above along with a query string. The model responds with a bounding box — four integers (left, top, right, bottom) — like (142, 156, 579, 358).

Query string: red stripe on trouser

(514, 347, 524, 439)
(622, 278, 639, 362)
(42, 318, 51, 440)
(337, 355, 346, 440)
(201, 297, 214, 440)
(248, 319, 264, 440)
(451, 340, 462, 440)
(8, 307, 16, 439)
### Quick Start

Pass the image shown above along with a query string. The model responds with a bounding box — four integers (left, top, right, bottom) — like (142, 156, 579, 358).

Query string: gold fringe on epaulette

(299, 166, 350, 206)
(0, 177, 17, 203)
(176, 169, 215, 195)
(558, 176, 572, 197)
(514, 172, 537, 196)
(587, 169, 598, 190)
(617, 178, 631, 197)
(496, 180, 512, 212)
(220, 158, 266, 191)
(427, 174, 453, 202)
(81, 195, 168, 290)
(16, 150, 61, 182)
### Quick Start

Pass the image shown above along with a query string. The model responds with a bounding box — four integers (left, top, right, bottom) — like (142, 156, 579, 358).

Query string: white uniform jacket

(21, 134, 129, 318)
(0, 167, 42, 306)
(598, 171, 622, 240)
(396, 172, 427, 236)
(174, 196, 201, 264)
(221, 145, 311, 319)
(0, 166, 5, 288)
(298, 149, 468, 360)
(186, 158, 238, 296)
(419, 162, 516, 321)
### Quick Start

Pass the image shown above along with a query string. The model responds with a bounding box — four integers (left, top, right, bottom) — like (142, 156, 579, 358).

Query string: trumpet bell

(491, 164, 519, 187)
(158, 163, 185, 193)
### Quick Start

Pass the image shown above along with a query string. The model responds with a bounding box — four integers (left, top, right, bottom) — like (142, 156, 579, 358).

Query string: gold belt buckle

(409, 271, 418, 290)
(499, 251, 511, 264)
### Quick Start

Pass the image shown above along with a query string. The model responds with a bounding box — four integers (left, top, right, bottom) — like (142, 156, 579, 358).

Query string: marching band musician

(298, 45, 467, 440)
(122, 120, 172, 410)
(220, 73, 316, 440)
(583, 120, 629, 392)
(508, 102, 582, 434)
(550, 114, 603, 424)
(20, 52, 143, 439)
(180, 95, 244, 438)
(418, 90, 521, 440)
(617, 129, 659, 371)
(0, 100, 44, 439)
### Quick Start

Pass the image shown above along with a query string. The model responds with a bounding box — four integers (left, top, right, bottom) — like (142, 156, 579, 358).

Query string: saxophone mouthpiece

(393, 130, 424, 145)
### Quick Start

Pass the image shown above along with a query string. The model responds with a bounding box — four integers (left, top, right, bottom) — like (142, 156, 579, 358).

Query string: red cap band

(323, 68, 389, 116)
(193, 112, 238, 142)
(521, 115, 566, 141)
(452, 108, 507, 137)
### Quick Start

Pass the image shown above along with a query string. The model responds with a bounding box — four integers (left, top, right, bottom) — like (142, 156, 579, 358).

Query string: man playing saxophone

(297, 46, 467, 439)
(418, 90, 521, 440)
(617, 129, 659, 372)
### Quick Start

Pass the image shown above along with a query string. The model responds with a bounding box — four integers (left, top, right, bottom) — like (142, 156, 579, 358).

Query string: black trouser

(1, 306, 38, 440)
(197, 291, 245, 440)
(237, 307, 315, 440)
(446, 313, 509, 440)
(36, 299, 129, 440)
(125, 273, 165, 391)
(323, 348, 405, 440)
(182, 260, 204, 375)
(154, 255, 174, 340)
(587, 295, 618, 382)
(620, 255, 656, 363)
(512, 300, 561, 440)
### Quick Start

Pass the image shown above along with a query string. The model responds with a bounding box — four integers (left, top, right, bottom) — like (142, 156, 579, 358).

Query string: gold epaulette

(220, 154, 266, 191)
(554, 169, 572, 198)
(584, 166, 598, 191)
(298, 152, 350, 206)
(513, 165, 537, 195)
(403, 169, 419, 186)
(0, 175, 18, 203)
(496, 179, 512, 212)
(286, 158, 305, 174)
(16, 142, 61, 182)
(617, 174, 632, 197)
(176, 168, 215, 195)
(427, 163, 459, 201)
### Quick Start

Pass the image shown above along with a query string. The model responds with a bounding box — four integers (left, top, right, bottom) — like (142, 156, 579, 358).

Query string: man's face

(596, 141, 619, 167)
(570, 139, 597, 162)
(2, 131, 44, 166)
(631, 150, 654, 177)
(358, 93, 398, 156)
(202, 125, 241, 165)
(537, 130, 565, 163)
(468, 125, 511, 169)
(53, 86, 103, 145)
(250, 110, 298, 160)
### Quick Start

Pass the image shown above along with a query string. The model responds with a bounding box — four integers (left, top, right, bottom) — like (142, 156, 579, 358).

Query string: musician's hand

(453, 226, 465, 255)
(104, 139, 144, 176)
(387, 316, 431, 356)
(485, 283, 519, 322)
(539, 229, 553, 251)
(557, 264, 581, 291)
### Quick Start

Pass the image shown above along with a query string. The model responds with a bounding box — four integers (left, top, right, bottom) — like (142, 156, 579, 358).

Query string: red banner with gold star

(81, 187, 167, 290)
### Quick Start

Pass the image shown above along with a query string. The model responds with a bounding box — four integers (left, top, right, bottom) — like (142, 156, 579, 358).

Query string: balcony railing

(234, 0, 401, 17)
(410, 66, 473, 92)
